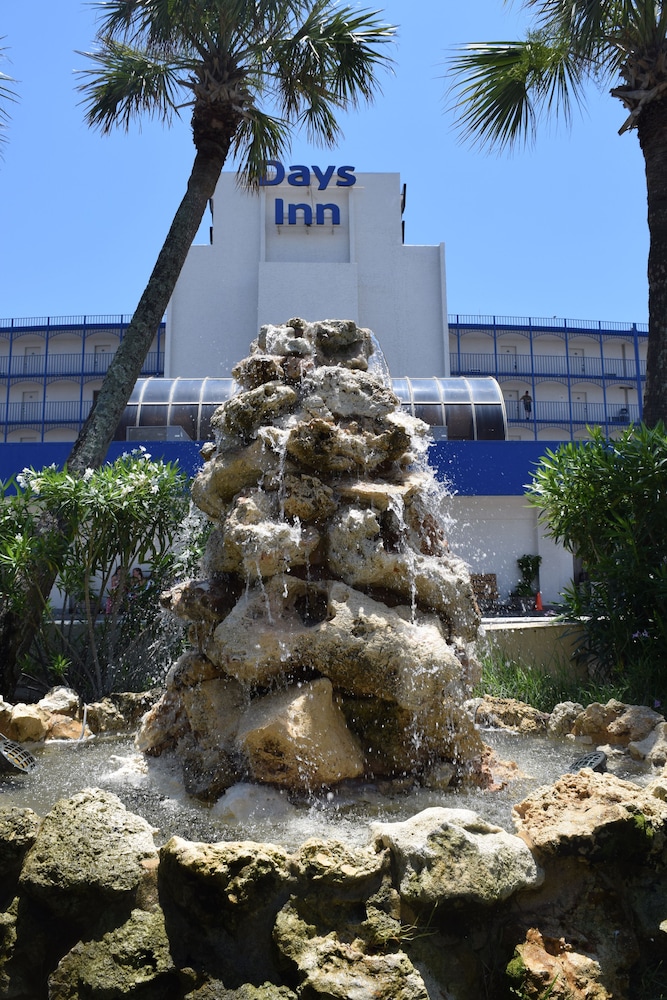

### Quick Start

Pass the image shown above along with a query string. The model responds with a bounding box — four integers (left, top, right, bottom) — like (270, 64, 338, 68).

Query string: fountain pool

(0, 724, 655, 850)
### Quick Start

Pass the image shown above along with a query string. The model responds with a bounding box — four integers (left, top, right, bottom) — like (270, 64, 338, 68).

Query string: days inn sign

(260, 160, 355, 226)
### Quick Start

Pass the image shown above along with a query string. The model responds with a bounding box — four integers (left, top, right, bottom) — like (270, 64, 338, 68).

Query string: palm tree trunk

(67, 143, 229, 473)
(638, 99, 667, 427)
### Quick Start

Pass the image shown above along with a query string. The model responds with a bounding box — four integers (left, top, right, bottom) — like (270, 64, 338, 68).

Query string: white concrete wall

(166, 170, 449, 379)
(443, 494, 574, 606)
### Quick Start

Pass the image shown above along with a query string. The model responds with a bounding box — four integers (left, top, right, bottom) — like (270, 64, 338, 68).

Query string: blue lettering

(311, 165, 336, 190)
(287, 165, 310, 186)
(288, 203, 313, 225)
(316, 203, 341, 225)
(336, 165, 356, 187)
(274, 198, 284, 224)
(260, 160, 285, 186)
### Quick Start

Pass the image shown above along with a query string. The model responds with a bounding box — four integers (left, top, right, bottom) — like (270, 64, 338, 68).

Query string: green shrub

(1, 450, 210, 699)
(526, 424, 667, 684)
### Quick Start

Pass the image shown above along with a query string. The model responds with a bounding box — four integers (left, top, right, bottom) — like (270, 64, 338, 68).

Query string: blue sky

(0, 1, 649, 326)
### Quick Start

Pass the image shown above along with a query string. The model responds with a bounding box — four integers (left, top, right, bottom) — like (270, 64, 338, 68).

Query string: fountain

(137, 318, 485, 801)
(2, 322, 667, 999)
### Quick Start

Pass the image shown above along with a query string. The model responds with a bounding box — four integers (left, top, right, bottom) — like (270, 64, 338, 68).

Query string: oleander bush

(525, 423, 667, 699)
(1, 450, 209, 699)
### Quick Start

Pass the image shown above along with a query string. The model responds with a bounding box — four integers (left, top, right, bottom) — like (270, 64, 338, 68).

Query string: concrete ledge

(478, 618, 588, 677)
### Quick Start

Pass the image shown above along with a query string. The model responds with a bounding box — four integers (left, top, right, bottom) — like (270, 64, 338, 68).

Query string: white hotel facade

(0, 166, 648, 605)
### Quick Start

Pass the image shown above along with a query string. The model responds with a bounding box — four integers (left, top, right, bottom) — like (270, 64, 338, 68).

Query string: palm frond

(0, 39, 18, 152)
(267, 4, 395, 120)
(230, 107, 291, 187)
(447, 31, 586, 151)
(77, 39, 185, 132)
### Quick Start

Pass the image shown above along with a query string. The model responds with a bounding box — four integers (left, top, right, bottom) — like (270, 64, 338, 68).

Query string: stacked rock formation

(138, 319, 484, 799)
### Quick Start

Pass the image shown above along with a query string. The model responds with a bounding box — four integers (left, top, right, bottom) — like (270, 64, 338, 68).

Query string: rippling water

(0, 728, 654, 850)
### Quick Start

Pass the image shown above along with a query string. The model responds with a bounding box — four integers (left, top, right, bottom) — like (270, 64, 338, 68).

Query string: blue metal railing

(0, 350, 164, 379)
(505, 400, 640, 426)
(451, 352, 646, 380)
(448, 314, 648, 335)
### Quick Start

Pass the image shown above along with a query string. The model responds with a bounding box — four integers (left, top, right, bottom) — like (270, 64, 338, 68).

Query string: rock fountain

(137, 318, 484, 800)
(3, 321, 667, 998)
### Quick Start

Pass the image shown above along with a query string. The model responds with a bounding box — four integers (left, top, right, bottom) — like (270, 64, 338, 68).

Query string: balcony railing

(0, 351, 164, 379)
(448, 314, 648, 336)
(506, 400, 640, 426)
(451, 352, 646, 381)
(3, 399, 94, 427)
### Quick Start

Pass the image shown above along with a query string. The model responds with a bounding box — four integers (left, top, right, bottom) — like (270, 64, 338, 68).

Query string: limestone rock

(186, 984, 297, 1000)
(371, 807, 543, 909)
(212, 381, 297, 443)
(36, 686, 80, 717)
(326, 505, 479, 640)
(181, 675, 245, 746)
(0, 807, 41, 878)
(213, 489, 320, 579)
(570, 699, 664, 745)
(548, 701, 584, 737)
(281, 472, 337, 523)
(273, 898, 430, 1000)
(507, 927, 613, 1000)
(191, 434, 281, 515)
(471, 697, 550, 734)
(162, 577, 239, 627)
(237, 678, 365, 790)
(232, 352, 285, 389)
(84, 697, 127, 734)
(629, 721, 667, 766)
(136, 688, 190, 755)
(158, 836, 293, 984)
(293, 838, 388, 891)
(20, 789, 158, 924)
(156, 319, 483, 794)
(301, 365, 399, 421)
(48, 907, 176, 1000)
(284, 414, 412, 474)
(46, 715, 89, 741)
(608, 702, 665, 741)
(512, 769, 667, 859)
(7, 703, 49, 742)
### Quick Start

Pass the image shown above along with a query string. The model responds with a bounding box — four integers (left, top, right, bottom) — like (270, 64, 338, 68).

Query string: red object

(535, 592, 543, 611)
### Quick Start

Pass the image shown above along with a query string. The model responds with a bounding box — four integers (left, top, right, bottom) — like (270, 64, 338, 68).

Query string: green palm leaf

(448, 32, 586, 150)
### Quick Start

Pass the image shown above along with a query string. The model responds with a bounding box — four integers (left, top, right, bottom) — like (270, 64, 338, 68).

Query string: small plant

(49, 653, 72, 683)
(515, 554, 542, 599)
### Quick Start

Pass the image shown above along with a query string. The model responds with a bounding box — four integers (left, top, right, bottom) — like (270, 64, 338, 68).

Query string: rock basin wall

(1, 771, 667, 1000)
(138, 320, 484, 798)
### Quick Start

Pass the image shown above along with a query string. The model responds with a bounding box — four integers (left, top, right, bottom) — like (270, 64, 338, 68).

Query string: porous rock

(19, 788, 158, 923)
(507, 927, 613, 1000)
(237, 678, 366, 790)
(512, 769, 667, 859)
(0, 807, 41, 878)
(629, 720, 667, 766)
(570, 699, 664, 746)
(547, 700, 584, 737)
(148, 319, 484, 796)
(471, 696, 550, 734)
(158, 836, 293, 984)
(48, 907, 176, 1000)
(371, 806, 543, 909)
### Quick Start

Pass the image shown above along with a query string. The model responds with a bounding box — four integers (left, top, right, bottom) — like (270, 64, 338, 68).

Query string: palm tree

(67, 0, 395, 473)
(447, 0, 667, 427)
